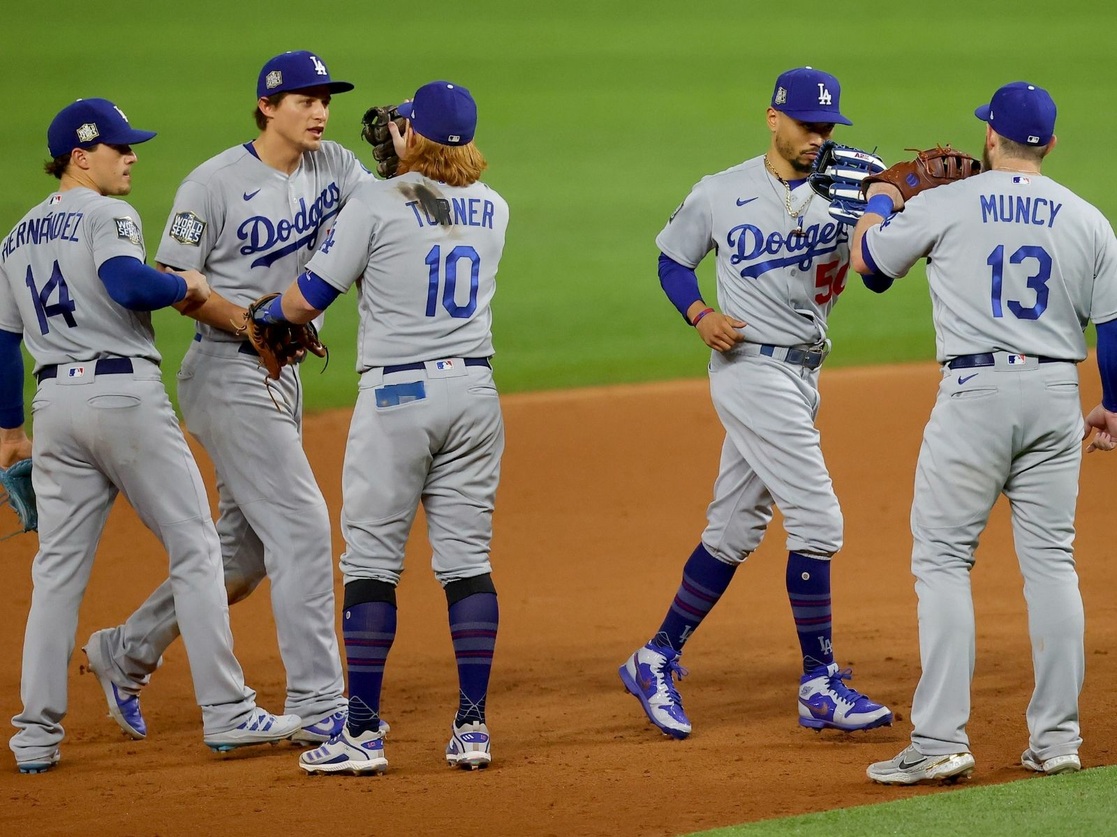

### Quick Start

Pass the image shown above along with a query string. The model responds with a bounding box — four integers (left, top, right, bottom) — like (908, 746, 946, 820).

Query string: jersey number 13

(987, 244, 1051, 320)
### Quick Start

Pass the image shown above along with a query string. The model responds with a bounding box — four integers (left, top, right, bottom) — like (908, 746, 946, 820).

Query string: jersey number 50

(987, 244, 1050, 320)
(425, 245, 480, 319)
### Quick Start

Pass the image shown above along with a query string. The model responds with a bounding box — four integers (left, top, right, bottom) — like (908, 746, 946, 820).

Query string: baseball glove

(808, 141, 888, 225)
(237, 293, 328, 381)
(861, 145, 982, 203)
(0, 458, 37, 536)
(360, 105, 407, 179)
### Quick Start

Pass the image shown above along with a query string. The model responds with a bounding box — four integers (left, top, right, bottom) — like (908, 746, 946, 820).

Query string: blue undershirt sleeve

(297, 270, 341, 311)
(98, 256, 187, 311)
(0, 329, 25, 428)
(658, 253, 703, 322)
(1096, 318, 1117, 411)
(857, 235, 894, 293)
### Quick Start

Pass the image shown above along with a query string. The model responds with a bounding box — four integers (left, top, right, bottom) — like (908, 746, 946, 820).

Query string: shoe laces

(653, 655, 689, 706)
(824, 667, 867, 706)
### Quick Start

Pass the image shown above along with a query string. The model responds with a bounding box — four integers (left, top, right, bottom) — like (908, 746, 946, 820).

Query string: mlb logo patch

(1012, 175, 1031, 185)
(434, 359, 455, 371)
(169, 211, 206, 246)
(67, 366, 86, 378)
(115, 217, 141, 245)
(1007, 354, 1027, 365)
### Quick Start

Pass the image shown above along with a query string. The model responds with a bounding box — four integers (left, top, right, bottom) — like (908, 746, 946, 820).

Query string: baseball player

(856, 83, 1117, 784)
(83, 50, 369, 745)
(0, 98, 301, 774)
(619, 67, 892, 739)
(250, 80, 507, 775)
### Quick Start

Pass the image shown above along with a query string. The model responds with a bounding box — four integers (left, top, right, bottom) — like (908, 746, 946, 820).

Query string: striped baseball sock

(343, 600, 396, 736)
(448, 592, 499, 725)
(653, 543, 738, 653)
(786, 551, 834, 672)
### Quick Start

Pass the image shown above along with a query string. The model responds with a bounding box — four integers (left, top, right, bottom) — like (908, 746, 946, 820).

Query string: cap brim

(103, 128, 157, 146)
(974, 104, 992, 121)
(779, 109, 853, 126)
(326, 81, 354, 94)
(397, 101, 414, 119)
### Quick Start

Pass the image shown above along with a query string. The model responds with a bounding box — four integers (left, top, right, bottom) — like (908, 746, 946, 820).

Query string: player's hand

(696, 311, 747, 353)
(388, 102, 411, 162)
(865, 181, 905, 212)
(170, 268, 211, 314)
(1084, 403, 1117, 453)
(0, 427, 32, 469)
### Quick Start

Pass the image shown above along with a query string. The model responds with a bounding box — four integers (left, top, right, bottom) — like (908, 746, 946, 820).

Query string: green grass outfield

(4, 2, 1116, 833)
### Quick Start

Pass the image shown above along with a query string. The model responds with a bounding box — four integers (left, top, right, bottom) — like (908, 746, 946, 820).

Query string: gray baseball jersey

(865, 171, 1117, 359)
(0, 188, 262, 764)
(863, 169, 1117, 760)
(94, 141, 368, 724)
(304, 171, 508, 584)
(656, 156, 851, 560)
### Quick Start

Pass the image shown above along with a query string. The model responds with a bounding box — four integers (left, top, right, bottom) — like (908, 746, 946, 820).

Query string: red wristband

(691, 307, 715, 326)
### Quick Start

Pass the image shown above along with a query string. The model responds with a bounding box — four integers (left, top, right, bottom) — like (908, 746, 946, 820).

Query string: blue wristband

(865, 194, 895, 217)
(255, 294, 288, 325)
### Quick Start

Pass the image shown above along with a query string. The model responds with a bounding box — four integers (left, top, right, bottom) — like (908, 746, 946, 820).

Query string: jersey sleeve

(155, 176, 223, 271)
(654, 183, 714, 269)
(304, 188, 376, 293)
(331, 142, 375, 203)
(1090, 218, 1117, 324)
(87, 199, 147, 269)
(861, 193, 941, 279)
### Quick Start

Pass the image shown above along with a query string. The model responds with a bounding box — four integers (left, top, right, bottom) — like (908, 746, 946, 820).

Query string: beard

(982, 147, 992, 171)
(774, 134, 814, 175)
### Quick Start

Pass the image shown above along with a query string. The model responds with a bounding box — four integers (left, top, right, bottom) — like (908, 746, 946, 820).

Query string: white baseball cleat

(1021, 749, 1081, 775)
(204, 708, 301, 752)
(446, 721, 491, 769)
(299, 728, 387, 775)
(867, 745, 975, 785)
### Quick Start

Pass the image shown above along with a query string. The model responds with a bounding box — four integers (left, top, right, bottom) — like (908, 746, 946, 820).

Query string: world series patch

(169, 211, 206, 245)
(114, 217, 141, 245)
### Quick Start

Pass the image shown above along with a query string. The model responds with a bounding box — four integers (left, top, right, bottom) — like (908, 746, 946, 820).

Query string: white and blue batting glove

(809, 141, 887, 226)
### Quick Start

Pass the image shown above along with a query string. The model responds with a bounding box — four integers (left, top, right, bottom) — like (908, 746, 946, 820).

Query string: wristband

(691, 307, 714, 327)
(865, 194, 895, 217)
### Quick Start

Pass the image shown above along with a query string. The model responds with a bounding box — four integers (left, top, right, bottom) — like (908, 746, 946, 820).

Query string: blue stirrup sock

(448, 591, 499, 726)
(653, 543, 738, 652)
(343, 600, 396, 735)
(786, 551, 834, 672)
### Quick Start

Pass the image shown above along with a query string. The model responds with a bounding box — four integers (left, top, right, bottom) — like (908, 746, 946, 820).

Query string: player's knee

(343, 578, 397, 609)
(225, 572, 263, 604)
(443, 573, 496, 606)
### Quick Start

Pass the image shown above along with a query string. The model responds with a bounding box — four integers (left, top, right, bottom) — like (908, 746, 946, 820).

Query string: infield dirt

(3, 361, 1114, 837)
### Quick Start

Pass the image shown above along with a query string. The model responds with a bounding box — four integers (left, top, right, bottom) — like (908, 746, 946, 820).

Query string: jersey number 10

(425, 245, 480, 319)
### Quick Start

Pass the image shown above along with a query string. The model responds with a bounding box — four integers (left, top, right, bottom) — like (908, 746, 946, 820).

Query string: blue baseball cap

(257, 50, 354, 98)
(770, 67, 852, 126)
(974, 82, 1056, 146)
(47, 98, 157, 158)
(397, 81, 477, 146)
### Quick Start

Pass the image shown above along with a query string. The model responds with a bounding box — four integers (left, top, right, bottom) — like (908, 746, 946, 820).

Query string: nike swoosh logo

(736, 197, 758, 206)
(958, 373, 978, 385)
(243, 190, 261, 201)
(898, 756, 927, 770)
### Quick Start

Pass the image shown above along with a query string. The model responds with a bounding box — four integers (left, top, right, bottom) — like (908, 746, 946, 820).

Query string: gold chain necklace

(764, 155, 813, 230)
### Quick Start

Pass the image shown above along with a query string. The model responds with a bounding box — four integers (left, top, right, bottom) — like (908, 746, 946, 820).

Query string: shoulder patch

(169, 211, 206, 246)
(114, 217, 141, 245)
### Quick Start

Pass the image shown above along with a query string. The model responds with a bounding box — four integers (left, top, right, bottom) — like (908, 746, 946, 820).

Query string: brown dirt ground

(2, 361, 1115, 837)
